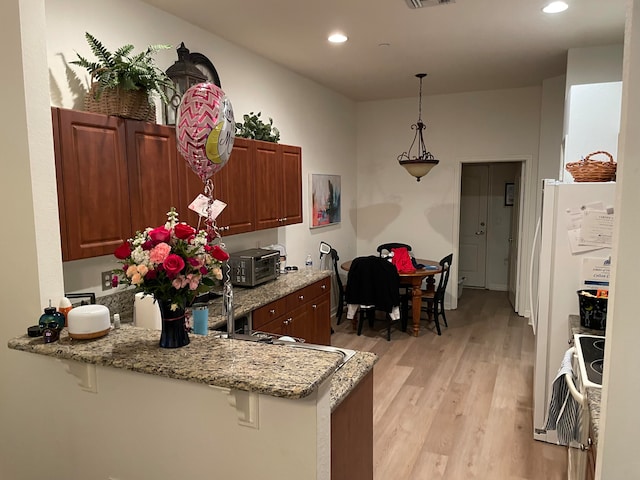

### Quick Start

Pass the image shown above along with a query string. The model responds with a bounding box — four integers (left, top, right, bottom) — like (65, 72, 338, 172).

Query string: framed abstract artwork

(310, 174, 341, 228)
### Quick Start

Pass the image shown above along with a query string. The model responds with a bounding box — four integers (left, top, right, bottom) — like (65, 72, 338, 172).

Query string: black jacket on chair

(345, 256, 400, 312)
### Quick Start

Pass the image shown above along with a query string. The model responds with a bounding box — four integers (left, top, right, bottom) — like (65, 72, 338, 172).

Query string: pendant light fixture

(398, 73, 440, 181)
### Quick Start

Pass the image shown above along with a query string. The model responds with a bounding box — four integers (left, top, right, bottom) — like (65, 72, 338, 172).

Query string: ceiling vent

(405, 0, 455, 8)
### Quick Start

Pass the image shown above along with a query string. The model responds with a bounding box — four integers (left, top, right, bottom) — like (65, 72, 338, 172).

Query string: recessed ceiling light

(542, 1, 569, 13)
(328, 33, 348, 44)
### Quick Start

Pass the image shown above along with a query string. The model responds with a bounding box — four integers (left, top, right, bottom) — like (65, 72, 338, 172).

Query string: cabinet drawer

(252, 297, 287, 330)
(308, 277, 331, 300)
(285, 278, 330, 311)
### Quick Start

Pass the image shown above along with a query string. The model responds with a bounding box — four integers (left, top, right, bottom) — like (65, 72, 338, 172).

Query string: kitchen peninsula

(7, 270, 376, 480)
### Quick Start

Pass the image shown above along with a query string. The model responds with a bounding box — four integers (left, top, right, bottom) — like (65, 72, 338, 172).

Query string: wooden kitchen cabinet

(53, 108, 132, 260)
(178, 137, 256, 235)
(126, 120, 181, 232)
(54, 107, 302, 261)
(254, 140, 302, 230)
(251, 277, 331, 344)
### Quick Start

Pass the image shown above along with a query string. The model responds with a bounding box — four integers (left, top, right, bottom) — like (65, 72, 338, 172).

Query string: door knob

(475, 231, 485, 235)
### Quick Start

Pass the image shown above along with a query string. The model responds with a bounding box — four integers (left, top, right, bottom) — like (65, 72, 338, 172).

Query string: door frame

(450, 154, 533, 315)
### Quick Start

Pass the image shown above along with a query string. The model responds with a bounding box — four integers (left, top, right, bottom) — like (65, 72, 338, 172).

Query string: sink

(273, 341, 356, 369)
(237, 330, 356, 370)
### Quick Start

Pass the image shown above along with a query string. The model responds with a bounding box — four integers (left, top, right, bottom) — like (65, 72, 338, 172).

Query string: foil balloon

(176, 83, 235, 181)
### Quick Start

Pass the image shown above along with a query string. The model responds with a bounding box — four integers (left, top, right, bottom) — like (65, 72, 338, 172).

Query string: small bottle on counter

(39, 300, 65, 331)
(113, 313, 121, 329)
(305, 254, 313, 269)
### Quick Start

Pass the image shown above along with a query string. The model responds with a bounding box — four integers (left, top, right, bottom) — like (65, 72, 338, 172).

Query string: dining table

(341, 258, 443, 337)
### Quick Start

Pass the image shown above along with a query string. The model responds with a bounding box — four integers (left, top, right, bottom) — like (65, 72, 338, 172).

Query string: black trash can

(577, 289, 608, 330)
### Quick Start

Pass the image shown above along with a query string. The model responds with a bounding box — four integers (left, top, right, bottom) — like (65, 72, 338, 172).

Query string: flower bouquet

(114, 208, 229, 347)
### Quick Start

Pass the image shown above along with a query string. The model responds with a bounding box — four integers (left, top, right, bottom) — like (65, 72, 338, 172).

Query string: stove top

(575, 334, 605, 388)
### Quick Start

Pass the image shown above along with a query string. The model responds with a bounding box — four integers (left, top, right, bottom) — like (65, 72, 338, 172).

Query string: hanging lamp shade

(397, 73, 440, 182)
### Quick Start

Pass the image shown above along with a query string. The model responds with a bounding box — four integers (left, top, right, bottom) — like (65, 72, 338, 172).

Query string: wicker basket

(84, 83, 156, 122)
(565, 151, 616, 182)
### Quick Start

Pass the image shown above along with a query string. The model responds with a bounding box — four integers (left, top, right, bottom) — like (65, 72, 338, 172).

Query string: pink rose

(114, 242, 131, 260)
(149, 226, 171, 245)
(163, 254, 185, 278)
(174, 223, 196, 240)
(210, 245, 230, 262)
(149, 242, 171, 264)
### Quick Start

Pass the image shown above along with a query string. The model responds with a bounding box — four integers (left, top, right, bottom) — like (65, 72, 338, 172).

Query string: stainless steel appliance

(228, 248, 279, 287)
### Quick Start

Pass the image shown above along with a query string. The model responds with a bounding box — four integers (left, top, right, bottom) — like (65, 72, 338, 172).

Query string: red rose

(114, 242, 131, 260)
(174, 223, 196, 240)
(211, 245, 229, 262)
(142, 240, 154, 250)
(163, 254, 185, 278)
(149, 226, 171, 245)
(145, 269, 157, 280)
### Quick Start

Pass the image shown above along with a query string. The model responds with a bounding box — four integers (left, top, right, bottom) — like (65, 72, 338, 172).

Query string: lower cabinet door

(288, 304, 313, 342)
(310, 294, 331, 345)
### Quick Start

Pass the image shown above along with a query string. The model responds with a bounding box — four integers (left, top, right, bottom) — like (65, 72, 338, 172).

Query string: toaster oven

(228, 248, 280, 287)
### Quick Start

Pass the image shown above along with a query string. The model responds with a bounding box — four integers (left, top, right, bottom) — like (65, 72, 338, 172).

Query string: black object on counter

(285, 266, 298, 271)
(27, 325, 42, 337)
(578, 289, 608, 330)
(64, 292, 96, 305)
(42, 321, 60, 343)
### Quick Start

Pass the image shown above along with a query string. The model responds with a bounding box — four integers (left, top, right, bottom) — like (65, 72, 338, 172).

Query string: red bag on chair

(391, 247, 416, 274)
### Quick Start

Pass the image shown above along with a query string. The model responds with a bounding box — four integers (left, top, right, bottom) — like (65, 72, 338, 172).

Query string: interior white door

(508, 170, 521, 309)
(459, 164, 488, 288)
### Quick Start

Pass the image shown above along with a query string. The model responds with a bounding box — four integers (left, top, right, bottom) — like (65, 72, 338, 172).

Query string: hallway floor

(331, 288, 567, 480)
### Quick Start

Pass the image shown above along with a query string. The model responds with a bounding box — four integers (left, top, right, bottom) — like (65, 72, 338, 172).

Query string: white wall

(355, 87, 542, 307)
(0, 0, 66, 477)
(598, 1, 640, 478)
(44, 0, 359, 295)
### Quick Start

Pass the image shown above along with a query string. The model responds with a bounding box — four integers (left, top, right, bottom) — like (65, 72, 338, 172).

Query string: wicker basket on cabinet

(84, 82, 156, 122)
(565, 151, 616, 182)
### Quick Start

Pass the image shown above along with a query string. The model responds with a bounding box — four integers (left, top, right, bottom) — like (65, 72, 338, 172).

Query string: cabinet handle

(321, 285, 326, 290)
(269, 309, 275, 315)
(312, 304, 317, 309)
(283, 319, 290, 325)
(298, 295, 304, 301)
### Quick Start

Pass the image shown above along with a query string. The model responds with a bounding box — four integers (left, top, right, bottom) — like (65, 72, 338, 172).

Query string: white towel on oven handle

(544, 348, 582, 445)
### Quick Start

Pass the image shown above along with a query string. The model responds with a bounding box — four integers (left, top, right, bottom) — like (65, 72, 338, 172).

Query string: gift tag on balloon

(188, 194, 227, 220)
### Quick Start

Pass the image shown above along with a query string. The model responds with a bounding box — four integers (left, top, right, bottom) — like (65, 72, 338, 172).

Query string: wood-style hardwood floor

(331, 288, 567, 480)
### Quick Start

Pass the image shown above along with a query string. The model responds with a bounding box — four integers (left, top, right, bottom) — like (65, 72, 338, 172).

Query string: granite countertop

(204, 270, 331, 330)
(585, 387, 601, 448)
(8, 324, 376, 411)
(568, 314, 605, 448)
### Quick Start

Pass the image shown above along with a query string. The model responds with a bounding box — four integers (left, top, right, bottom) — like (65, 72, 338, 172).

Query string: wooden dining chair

(376, 242, 412, 257)
(345, 256, 401, 341)
(420, 253, 453, 335)
(329, 248, 347, 324)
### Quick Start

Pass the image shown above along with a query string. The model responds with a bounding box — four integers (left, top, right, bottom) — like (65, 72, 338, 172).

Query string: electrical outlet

(101, 271, 113, 291)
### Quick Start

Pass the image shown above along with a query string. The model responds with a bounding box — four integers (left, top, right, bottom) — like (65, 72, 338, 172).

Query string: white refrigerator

(529, 179, 614, 444)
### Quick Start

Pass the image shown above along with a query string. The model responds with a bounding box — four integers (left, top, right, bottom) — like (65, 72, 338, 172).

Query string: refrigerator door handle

(528, 217, 541, 334)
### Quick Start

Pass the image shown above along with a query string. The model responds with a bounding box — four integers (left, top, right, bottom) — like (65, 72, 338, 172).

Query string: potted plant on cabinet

(71, 32, 173, 122)
(235, 111, 281, 143)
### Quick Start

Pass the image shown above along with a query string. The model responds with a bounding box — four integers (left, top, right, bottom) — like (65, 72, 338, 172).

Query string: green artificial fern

(71, 32, 173, 104)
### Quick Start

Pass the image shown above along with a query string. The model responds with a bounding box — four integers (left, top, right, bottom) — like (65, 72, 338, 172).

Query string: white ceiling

(142, 0, 626, 101)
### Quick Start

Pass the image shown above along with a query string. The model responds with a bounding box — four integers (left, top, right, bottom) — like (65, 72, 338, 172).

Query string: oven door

(566, 347, 589, 480)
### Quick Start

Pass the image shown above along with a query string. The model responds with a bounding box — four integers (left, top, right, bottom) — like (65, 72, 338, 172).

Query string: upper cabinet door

(126, 120, 181, 232)
(254, 141, 282, 230)
(177, 136, 256, 235)
(55, 108, 131, 261)
(281, 144, 302, 226)
(215, 137, 255, 235)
